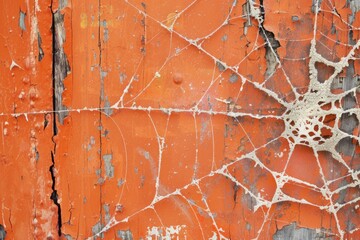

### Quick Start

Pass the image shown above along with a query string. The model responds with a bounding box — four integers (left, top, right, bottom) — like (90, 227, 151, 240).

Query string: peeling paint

(119, 73, 127, 84)
(64, 234, 73, 240)
(102, 20, 109, 42)
(0, 225, 6, 240)
(117, 229, 133, 240)
(59, 0, 68, 11)
(103, 97, 113, 116)
(216, 61, 226, 72)
(117, 178, 124, 187)
(103, 204, 110, 224)
(229, 73, 238, 83)
(38, 32, 45, 61)
(19, 11, 26, 31)
(273, 222, 331, 240)
(103, 154, 114, 178)
(92, 222, 104, 239)
(87, 136, 96, 151)
(146, 225, 186, 240)
(53, 11, 70, 124)
(2, 0, 360, 239)
(259, 0, 281, 77)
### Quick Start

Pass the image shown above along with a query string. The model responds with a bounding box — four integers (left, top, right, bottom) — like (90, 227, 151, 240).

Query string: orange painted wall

(0, 0, 359, 239)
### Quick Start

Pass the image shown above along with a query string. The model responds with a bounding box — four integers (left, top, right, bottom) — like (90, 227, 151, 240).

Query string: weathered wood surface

(0, 0, 359, 239)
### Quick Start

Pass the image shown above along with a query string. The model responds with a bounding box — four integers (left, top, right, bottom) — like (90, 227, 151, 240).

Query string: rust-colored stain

(0, 0, 360, 239)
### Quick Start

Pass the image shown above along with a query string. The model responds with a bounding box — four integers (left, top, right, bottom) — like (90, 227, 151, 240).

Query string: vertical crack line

(258, 0, 281, 77)
(51, 8, 58, 136)
(98, 0, 104, 230)
(52, 4, 70, 126)
(50, 152, 62, 236)
(50, 1, 63, 236)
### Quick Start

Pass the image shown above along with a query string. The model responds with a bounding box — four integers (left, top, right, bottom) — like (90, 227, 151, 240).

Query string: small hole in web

(313, 136, 321, 141)
(334, 100, 341, 108)
(320, 127, 333, 138)
(315, 62, 335, 83)
(300, 140, 309, 144)
(292, 130, 298, 136)
(320, 102, 331, 110)
(322, 114, 336, 128)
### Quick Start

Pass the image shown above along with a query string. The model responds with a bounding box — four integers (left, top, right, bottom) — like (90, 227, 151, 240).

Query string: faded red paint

(0, 0, 359, 239)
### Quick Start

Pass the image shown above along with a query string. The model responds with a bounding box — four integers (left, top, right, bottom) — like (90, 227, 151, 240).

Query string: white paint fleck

(146, 225, 186, 240)
(9, 60, 22, 70)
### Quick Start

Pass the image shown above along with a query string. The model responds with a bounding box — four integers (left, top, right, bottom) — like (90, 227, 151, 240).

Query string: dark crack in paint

(259, 0, 281, 77)
(50, 152, 62, 236)
(53, 10, 70, 125)
(38, 32, 45, 61)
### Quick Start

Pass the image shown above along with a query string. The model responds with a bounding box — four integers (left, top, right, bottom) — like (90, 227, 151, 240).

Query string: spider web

(88, 0, 360, 238)
(1, 0, 360, 239)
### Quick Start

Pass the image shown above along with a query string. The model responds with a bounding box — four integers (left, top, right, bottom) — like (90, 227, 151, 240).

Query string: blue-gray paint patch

(197, 207, 216, 218)
(103, 204, 110, 224)
(19, 11, 26, 31)
(187, 199, 196, 205)
(102, 129, 109, 137)
(104, 29, 109, 42)
(246, 222, 251, 231)
(200, 119, 210, 143)
(117, 178, 124, 187)
(92, 222, 104, 239)
(59, 0, 68, 10)
(221, 34, 228, 42)
(87, 136, 96, 151)
(98, 177, 105, 185)
(120, 73, 127, 84)
(229, 73, 238, 83)
(0, 224, 6, 240)
(64, 234, 73, 240)
(104, 97, 113, 116)
(143, 151, 150, 159)
(103, 154, 114, 178)
(100, 69, 108, 101)
(291, 16, 299, 22)
(101, 69, 108, 77)
(37, 32, 44, 61)
(101, 20, 109, 42)
(216, 61, 226, 72)
(138, 148, 157, 181)
(273, 222, 329, 240)
(117, 229, 133, 240)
